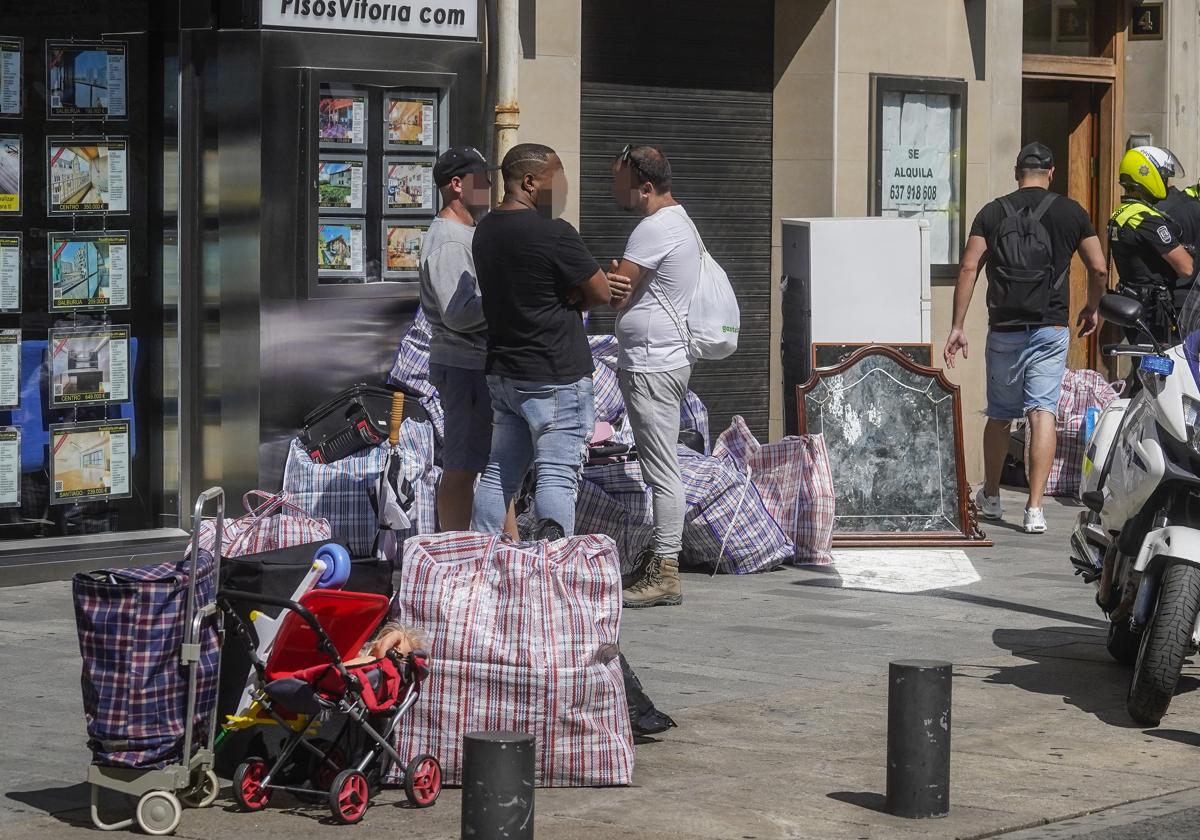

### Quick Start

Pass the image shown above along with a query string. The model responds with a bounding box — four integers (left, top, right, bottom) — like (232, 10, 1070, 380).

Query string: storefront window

(1024, 0, 1102, 57)
(0, 2, 180, 543)
(871, 75, 966, 276)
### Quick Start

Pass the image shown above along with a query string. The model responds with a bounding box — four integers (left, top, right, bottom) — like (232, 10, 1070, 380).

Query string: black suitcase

(299, 383, 394, 464)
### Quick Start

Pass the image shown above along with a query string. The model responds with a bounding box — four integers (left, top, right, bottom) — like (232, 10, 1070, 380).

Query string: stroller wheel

(180, 769, 220, 808)
(136, 790, 182, 835)
(233, 758, 272, 811)
(329, 769, 370, 824)
(404, 754, 442, 808)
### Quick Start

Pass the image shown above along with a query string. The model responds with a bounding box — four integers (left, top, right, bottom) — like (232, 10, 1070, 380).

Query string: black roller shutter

(579, 0, 774, 440)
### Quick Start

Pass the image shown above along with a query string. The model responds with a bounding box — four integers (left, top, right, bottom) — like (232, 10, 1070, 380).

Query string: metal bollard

(886, 659, 951, 819)
(461, 731, 535, 840)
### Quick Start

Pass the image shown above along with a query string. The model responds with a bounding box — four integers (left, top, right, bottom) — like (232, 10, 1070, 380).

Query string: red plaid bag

(713, 415, 836, 565)
(196, 490, 331, 558)
(1030, 369, 1119, 498)
(389, 532, 633, 787)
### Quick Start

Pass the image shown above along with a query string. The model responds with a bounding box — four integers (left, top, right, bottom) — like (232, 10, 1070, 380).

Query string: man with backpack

(605, 145, 701, 607)
(943, 142, 1108, 533)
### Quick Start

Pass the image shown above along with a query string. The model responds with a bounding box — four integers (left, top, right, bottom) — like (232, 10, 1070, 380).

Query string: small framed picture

(47, 229, 130, 311)
(46, 40, 127, 120)
(317, 154, 366, 214)
(47, 137, 129, 215)
(49, 325, 131, 406)
(382, 220, 428, 280)
(317, 216, 366, 281)
(50, 419, 131, 504)
(0, 230, 21, 312)
(0, 36, 22, 118)
(384, 90, 438, 151)
(1055, 6, 1091, 43)
(318, 85, 367, 149)
(383, 156, 436, 215)
(0, 135, 19, 214)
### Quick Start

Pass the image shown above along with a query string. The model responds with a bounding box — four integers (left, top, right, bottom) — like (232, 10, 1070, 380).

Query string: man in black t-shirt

(944, 142, 1109, 534)
(469, 142, 611, 537)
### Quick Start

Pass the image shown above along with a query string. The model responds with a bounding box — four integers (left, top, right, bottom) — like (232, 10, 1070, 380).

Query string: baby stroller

(218, 587, 441, 824)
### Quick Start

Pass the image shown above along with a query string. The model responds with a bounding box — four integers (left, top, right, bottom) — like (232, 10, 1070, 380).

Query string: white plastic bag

(653, 215, 740, 361)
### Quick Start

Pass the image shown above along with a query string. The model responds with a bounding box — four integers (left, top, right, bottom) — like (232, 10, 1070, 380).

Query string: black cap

(433, 146, 496, 187)
(1016, 142, 1054, 169)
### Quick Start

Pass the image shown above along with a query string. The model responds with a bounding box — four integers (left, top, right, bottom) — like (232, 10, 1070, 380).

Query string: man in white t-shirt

(606, 145, 700, 608)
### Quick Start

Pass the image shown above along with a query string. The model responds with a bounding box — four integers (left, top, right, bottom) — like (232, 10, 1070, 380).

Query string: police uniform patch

(1157, 225, 1173, 244)
(1139, 164, 1151, 177)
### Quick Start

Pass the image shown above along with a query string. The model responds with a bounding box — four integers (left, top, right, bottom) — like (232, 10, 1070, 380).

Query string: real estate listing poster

(0, 37, 21, 116)
(0, 426, 19, 508)
(48, 230, 129, 310)
(49, 325, 129, 406)
(319, 90, 366, 148)
(382, 221, 427, 280)
(385, 92, 436, 149)
(0, 232, 19, 311)
(50, 419, 130, 504)
(318, 156, 365, 213)
(47, 139, 128, 215)
(46, 40, 126, 119)
(0, 329, 17, 408)
(0, 135, 19, 214)
(317, 218, 365, 278)
(384, 157, 435, 214)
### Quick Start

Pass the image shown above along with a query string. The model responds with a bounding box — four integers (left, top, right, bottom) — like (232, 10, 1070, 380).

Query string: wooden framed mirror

(796, 344, 991, 547)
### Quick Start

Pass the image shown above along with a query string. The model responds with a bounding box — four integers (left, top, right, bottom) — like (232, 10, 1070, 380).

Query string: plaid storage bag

(389, 532, 634, 787)
(578, 448, 792, 575)
(195, 490, 331, 558)
(387, 307, 445, 444)
(73, 551, 220, 769)
(713, 414, 836, 565)
(282, 439, 392, 556)
(1031, 369, 1120, 498)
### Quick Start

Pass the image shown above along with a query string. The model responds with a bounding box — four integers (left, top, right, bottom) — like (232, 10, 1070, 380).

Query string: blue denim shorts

(985, 326, 1069, 420)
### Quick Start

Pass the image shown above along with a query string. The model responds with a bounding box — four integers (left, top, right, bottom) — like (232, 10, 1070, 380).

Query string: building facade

(518, 0, 1200, 480)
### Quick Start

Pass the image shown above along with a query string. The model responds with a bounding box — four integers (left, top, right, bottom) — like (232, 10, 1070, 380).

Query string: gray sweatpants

(618, 365, 692, 560)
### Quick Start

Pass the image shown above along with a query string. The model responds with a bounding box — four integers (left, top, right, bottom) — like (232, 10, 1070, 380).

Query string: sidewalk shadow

(6, 783, 93, 826)
(984, 626, 1169, 727)
(827, 790, 887, 813)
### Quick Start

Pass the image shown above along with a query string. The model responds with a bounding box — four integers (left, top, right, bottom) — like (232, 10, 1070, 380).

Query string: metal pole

(492, 0, 520, 204)
(461, 731, 534, 840)
(886, 659, 951, 819)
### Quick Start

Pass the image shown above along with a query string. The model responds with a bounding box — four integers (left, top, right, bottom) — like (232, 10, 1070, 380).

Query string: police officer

(1158, 171, 1200, 257)
(1109, 146, 1195, 343)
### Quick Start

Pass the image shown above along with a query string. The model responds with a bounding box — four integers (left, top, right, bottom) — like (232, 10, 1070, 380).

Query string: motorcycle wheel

(1127, 562, 1200, 726)
(1106, 618, 1141, 666)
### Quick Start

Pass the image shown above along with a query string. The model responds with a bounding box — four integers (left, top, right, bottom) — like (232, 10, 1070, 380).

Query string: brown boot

(622, 554, 682, 608)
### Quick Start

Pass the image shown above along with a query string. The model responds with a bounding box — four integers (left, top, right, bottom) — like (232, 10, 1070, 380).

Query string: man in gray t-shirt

(419, 147, 513, 533)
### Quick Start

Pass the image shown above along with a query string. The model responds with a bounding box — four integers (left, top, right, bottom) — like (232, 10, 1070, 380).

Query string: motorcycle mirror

(1098, 293, 1145, 328)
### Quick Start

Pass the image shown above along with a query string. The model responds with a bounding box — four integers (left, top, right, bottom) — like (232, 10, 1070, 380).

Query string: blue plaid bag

(579, 449, 792, 574)
(73, 551, 219, 769)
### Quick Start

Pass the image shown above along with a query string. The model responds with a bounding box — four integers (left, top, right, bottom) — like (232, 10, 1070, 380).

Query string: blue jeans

(985, 326, 1070, 420)
(470, 375, 595, 535)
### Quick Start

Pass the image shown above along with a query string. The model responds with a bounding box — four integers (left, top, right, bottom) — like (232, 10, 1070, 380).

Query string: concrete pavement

(5, 489, 1200, 838)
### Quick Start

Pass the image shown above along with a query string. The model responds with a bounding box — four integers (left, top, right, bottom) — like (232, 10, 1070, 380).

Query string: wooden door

(1022, 81, 1102, 370)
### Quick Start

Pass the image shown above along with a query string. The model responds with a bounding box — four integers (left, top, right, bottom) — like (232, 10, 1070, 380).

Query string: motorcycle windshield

(1180, 283, 1200, 389)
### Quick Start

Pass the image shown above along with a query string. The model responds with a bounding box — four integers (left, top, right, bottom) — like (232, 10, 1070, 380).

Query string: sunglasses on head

(618, 144, 651, 182)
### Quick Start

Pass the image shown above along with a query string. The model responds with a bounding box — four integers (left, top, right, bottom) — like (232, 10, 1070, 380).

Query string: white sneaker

(975, 488, 1003, 520)
(1023, 507, 1047, 534)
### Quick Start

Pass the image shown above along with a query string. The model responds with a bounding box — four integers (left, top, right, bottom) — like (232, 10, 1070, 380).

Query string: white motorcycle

(1069, 288, 1200, 726)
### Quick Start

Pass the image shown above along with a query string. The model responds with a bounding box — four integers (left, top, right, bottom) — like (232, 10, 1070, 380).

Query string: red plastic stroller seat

(263, 589, 390, 681)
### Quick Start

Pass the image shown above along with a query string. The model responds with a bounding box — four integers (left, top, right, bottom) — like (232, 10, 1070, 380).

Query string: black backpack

(984, 193, 1065, 325)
